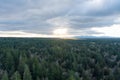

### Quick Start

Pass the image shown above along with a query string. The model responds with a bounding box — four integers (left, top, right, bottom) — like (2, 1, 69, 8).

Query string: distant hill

(75, 36, 114, 39)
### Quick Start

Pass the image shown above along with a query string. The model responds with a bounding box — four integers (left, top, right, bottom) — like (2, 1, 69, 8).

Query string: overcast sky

(0, 0, 120, 37)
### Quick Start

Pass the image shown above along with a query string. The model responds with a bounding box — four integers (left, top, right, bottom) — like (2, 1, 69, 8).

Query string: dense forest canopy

(0, 38, 120, 80)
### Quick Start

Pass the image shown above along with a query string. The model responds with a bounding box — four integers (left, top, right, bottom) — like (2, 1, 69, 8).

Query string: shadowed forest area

(0, 38, 120, 80)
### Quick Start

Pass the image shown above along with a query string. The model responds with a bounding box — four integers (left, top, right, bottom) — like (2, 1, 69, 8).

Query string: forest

(0, 38, 120, 80)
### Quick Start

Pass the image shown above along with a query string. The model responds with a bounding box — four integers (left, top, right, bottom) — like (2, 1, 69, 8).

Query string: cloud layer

(0, 0, 120, 37)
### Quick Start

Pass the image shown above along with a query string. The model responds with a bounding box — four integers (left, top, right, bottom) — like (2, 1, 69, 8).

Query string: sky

(0, 0, 120, 38)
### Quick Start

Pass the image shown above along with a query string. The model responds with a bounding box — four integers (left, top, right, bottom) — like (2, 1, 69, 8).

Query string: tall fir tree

(23, 64, 32, 80)
(1, 71, 9, 80)
(11, 71, 21, 80)
(32, 55, 40, 80)
(18, 55, 26, 76)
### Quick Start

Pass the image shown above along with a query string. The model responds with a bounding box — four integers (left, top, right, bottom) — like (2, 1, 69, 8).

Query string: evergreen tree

(23, 64, 32, 80)
(36, 77, 40, 80)
(67, 71, 77, 80)
(11, 71, 21, 80)
(67, 75, 75, 80)
(1, 71, 9, 80)
(4, 52, 14, 74)
(18, 55, 26, 76)
(32, 55, 40, 80)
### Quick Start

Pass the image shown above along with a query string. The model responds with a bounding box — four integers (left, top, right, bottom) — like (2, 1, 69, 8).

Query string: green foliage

(1, 71, 9, 80)
(18, 55, 26, 77)
(23, 65, 32, 80)
(67, 71, 76, 80)
(0, 38, 120, 80)
(11, 71, 21, 80)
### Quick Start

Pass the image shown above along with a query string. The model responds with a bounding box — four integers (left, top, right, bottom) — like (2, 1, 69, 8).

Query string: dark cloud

(0, 0, 120, 36)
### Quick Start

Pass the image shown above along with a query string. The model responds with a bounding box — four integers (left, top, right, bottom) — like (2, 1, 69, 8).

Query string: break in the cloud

(0, 0, 120, 37)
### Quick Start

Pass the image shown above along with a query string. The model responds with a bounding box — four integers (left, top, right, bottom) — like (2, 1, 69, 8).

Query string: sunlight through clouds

(0, 0, 120, 37)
